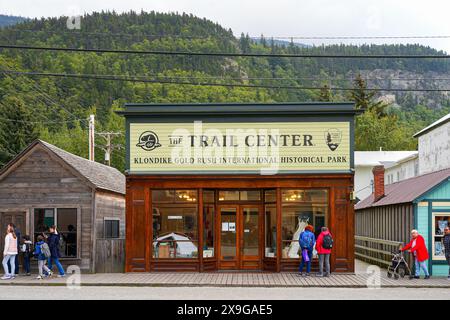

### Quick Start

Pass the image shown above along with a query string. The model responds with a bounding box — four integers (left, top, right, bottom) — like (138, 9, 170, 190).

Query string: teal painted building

(356, 167, 450, 276)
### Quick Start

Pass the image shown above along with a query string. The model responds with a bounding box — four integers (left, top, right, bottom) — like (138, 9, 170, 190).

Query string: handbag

(302, 249, 310, 262)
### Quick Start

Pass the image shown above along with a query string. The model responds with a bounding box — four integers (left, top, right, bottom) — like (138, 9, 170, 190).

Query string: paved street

(0, 286, 448, 300)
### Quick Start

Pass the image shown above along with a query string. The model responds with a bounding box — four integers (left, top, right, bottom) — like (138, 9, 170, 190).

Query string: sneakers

(1, 275, 11, 280)
(57, 274, 66, 278)
(316, 273, 324, 277)
(36, 275, 44, 280)
(424, 275, 431, 280)
(46, 271, 54, 277)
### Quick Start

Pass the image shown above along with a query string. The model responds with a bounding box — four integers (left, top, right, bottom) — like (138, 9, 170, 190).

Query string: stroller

(387, 251, 411, 279)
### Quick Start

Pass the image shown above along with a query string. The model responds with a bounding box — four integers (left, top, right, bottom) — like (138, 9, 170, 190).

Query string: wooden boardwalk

(1, 272, 449, 288)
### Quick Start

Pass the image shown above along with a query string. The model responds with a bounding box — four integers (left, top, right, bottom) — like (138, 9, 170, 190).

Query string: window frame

(32, 206, 81, 260)
(280, 188, 329, 260)
(151, 189, 199, 260)
(432, 211, 450, 261)
(103, 217, 121, 239)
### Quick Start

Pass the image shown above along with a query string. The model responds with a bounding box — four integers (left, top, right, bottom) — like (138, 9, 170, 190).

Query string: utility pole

(96, 132, 123, 166)
(88, 114, 95, 161)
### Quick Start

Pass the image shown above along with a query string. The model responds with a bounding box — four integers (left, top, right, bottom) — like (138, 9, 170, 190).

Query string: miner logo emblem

(325, 128, 342, 151)
(136, 131, 161, 151)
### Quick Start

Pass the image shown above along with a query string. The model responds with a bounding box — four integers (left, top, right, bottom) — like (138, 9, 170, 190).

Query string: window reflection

(281, 189, 328, 259)
(152, 189, 198, 259)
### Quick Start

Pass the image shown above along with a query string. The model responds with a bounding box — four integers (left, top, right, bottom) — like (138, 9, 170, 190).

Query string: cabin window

(152, 189, 198, 259)
(432, 212, 450, 260)
(33, 208, 78, 258)
(281, 189, 328, 259)
(104, 219, 120, 239)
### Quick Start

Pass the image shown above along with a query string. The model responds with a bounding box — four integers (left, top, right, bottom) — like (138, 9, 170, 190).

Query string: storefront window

(152, 189, 198, 259)
(218, 190, 240, 201)
(203, 190, 215, 258)
(281, 189, 328, 259)
(34, 208, 78, 258)
(218, 190, 261, 201)
(265, 204, 277, 258)
(433, 212, 449, 260)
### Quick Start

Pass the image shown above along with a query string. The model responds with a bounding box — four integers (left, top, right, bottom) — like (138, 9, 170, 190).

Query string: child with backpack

(33, 235, 53, 280)
(298, 225, 316, 277)
(20, 235, 33, 276)
(316, 227, 334, 277)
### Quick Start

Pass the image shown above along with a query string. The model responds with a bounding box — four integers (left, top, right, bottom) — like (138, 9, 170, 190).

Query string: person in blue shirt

(33, 235, 53, 280)
(298, 225, 316, 277)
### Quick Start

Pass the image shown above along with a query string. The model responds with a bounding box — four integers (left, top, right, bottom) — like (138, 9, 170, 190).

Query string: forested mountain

(0, 15, 27, 27)
(0, 11, 449, 170)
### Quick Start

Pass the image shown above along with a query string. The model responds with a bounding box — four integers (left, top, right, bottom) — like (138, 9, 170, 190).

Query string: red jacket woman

(316, 230, 333, 255)
(401, 234, 429, 262)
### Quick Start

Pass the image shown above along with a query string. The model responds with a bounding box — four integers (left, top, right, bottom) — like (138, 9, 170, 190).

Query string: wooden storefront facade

(119, 103, 359, 273)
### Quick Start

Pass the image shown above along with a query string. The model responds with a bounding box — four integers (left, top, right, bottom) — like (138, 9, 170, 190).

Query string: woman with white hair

(401, 229, 430, 279)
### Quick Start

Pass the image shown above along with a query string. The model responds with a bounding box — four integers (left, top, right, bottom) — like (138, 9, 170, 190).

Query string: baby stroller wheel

(387, 271, 392, 278)
(398, 267, 406, 278)
(394, 273, 400, 280)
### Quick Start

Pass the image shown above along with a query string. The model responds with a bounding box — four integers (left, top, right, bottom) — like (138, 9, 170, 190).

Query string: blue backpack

(300, 231, 315, 250)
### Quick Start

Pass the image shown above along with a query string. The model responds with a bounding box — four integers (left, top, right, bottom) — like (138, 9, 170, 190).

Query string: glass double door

(218, 205, 261, 270)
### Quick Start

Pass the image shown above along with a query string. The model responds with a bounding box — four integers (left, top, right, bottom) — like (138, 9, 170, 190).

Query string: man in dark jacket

(444, 227, 450, 279)
(46, 226, 65, 277)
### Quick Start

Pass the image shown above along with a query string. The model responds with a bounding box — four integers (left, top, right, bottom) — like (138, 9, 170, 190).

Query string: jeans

(299, 249, 313, 274)
(48, 257, 65, 275)
(318, 253, 330, 275)
(23, 255, 30, 274)
(2, 255, 16, 277)
(414, 258, 429, 277)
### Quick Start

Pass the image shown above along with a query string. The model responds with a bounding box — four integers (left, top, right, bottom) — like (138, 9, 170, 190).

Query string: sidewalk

(1, 261, 448, 288)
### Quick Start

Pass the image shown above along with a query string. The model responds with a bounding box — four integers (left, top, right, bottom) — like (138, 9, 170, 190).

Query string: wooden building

(355, 165, 450, 276)
(118, 102, 359, 273)
(0, 140, 126, 273)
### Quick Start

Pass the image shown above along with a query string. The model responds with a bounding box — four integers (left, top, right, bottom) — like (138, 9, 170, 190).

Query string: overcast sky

(1, 0, 450, 52)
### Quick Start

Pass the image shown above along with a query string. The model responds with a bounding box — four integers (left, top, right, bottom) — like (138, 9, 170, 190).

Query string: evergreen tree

(0, 96, 38, 164)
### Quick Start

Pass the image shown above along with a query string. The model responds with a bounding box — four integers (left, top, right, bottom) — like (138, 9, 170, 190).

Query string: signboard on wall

(128, 121, 351, 174)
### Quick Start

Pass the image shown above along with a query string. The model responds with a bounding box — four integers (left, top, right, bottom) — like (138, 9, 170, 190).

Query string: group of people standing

(298, 226, 334, 277)
(2, 223, 66, 280)
(297, 226, 450, 279)
(400, 227, 450, 280)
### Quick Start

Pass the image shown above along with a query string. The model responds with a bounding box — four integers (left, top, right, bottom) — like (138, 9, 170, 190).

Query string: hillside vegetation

(0, 11, 449, 170)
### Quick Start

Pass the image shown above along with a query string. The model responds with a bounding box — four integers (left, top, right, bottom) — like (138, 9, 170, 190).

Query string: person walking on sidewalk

(21, 235, 33, 276)
(401, 229, 430, 279)
(316, 227, 333, 277)
(1, 224, 18, 280)
(46, 226, 65, 277)
(34, 235, 53, 280)
(298, 225, 315, 277)
(443, 227, 450, 280)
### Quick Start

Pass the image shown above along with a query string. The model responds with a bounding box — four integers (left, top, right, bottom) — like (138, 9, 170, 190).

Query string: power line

(1, 44, 449, 59)
(4, 70, 450, 92)
(4, 29, 450, 40)
(251, 35, 450, 40)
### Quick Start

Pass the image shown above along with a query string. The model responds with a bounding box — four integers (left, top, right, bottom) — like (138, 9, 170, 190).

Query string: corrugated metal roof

(413, 113, 450, 138)
(355, 167, 450, 210)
